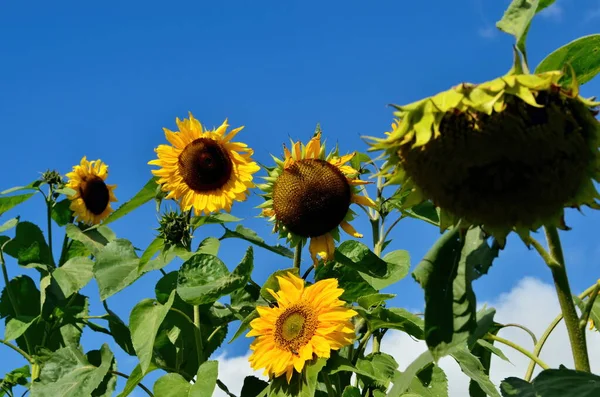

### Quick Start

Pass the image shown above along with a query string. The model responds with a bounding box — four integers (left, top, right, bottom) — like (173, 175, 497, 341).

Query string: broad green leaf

(191, 212, 242, 227)
(0, 193, 35, 216)
(241, 376, 269, 397)
(365, 249, 410, 290)
(496, 0, 540, 57)
(259, 267, 300, 302)
(52, 256, 94, 297)
(87, 348, 117, 397)
(356, 353, 399, 389)
(139, 237, 164, 266)
(4, 315, 38, 341)
(30, 344, 114, 397)
(468, 308, 503, 396)
(404, 364, 448, 397)
(62, 240, 91, 264)
(130, 290, 176, 374)
(189, 360, 219, 397)
(501, 366, 600, 397)
(342, 386, 362, 397)
(389, 350, 435, 397)
(451, 347, 500, 397)
(413, 227, 486, 360)
(3, 221, 52, 268)
(0, 365, 30, 396)
(476, 339, 510, 362)
(356, 307, 424, 339)
(153, 374, 193, 397)
(536, 0, 556, 13)
(468, 307, 497, 348)
(315, 261, 376, 302)
(51, 199, 73, 226)
(357, 293, 396, 309)
(0, 180, 42, 195)
(66, 224, 116, 254)
(220, 225, 293, 258)
(335, 240, 388, 279)
(116, 362, 158, 397)
(535, 34, 600, 86)
(197, 236, 220, 256)
(94, 239, 141, 300)
(103, 176, 159, 225)
(0, 218, 19, 233)
(326, 354, 381, 379)
(177, 248, 252, 305)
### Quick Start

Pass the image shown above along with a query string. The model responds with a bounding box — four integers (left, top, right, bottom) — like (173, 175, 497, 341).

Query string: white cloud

(212, 278, 600, 396)
(539, 3, 563, 21)
(478, 26, 497, 39)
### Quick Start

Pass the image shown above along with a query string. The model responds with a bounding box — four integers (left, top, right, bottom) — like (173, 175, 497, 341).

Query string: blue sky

(1, 0, 599, 394)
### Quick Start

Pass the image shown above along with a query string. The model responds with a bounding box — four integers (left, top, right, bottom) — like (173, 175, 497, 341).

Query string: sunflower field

(1, 0, 600, 396)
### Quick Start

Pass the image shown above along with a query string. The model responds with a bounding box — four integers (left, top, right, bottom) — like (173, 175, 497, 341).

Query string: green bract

(370, 67, 600, 244)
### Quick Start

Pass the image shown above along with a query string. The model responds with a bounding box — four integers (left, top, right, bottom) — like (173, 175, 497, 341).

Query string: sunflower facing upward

(149, 113, 260, 215)
(66, 156, 117, 225)
(259, 131, 375, 266)
(247, 272, 356, 383)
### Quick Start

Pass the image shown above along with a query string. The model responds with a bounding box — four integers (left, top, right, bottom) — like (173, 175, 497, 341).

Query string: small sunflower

(259, 131, 375, 266)
(149, 112, 260, 215)
(247, 272, 356, 383)
(369, 64, 600, 244)
(66, 157, 117, 225)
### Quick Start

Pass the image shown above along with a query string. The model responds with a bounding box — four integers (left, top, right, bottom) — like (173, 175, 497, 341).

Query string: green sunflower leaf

(388, 350, 434, 397)
(66, 223, 116, 255)
(403, 364, 449, 397)
(93, 239, 142, 300)
(3, 221, 52, 268)
(496, 0, 540, 59)
(4, 315, 39, 341)
(52, 256, 94, 298)
(129, 290, 176, 374)
(241, 376, 269, 397)
(451, 347, 500, 397)
(229, 308, 259, 343)
(356, 352, 399, 390)
(535, 34, 600, 86)
(341, 386, 362, 397)
(355, 307, 424, 339)
(315, 262, 376, 302)
(500, 367, 600, 396)
(356, 293, 396, 309)
(177, 248, 252, 306)
(0, 217, 19, 233)
(0, 193, 36, 216)
(0, 180, 42, 195)
(51, 198, 73, 226)
(30, 344, 115, 397)
(191, 212, 242, 227)
(103, 302, 136, 356)
(103, 176, 159, 225)
(220, 225, 294, 258)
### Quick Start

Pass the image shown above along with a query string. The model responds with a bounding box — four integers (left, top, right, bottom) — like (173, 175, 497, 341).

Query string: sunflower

(247, 272, 356, 383)
(258, 131, 375, 266)
(66, 156, 117, 225)
(369, 63, 600, 244)
(149, 112, 260, 216)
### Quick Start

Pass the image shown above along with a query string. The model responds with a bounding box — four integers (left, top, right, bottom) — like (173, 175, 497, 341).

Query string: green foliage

(220, 225, 294, 258)
(535, 34, 600, 86)
(4, 222, 52, 269)
(501, 367, 600, 396)
(0, 193, 36, 216)
(153, 360, 218, 397)
(103, 177, 159, 225)
(94, 239, 143, 300)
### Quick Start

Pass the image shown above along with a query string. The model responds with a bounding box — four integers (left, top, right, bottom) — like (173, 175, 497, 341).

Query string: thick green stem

(0, 339, 34, 363)
(45, 188, 56, 267)
(525, 282, 600, 381)
(322, 373, 335, 397)
(485, 333, 549, 370)
(293, 241, 303, 270)
(352, 330, 372, 363)
(193, 305, 204, 364)
(543, 226, 590, 372)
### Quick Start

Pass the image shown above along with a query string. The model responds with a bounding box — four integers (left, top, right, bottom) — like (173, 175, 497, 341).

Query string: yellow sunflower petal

(352, 194, 376, 207)
(308, 233, 335, 267)
(340, 221, 363, 238)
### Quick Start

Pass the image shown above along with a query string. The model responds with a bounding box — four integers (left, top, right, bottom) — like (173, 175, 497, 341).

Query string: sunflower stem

(301, 266, 314, 280)
(193, 305, 205, 365)
(45, 186, 56, 267)
(485, 333, 549, 370)
(293, 241, 303, 270)
(322, 373, 335, 397)
(542, 226, 590, 372)
(0, 338, 34, 364)
(353, 330, 372, 363)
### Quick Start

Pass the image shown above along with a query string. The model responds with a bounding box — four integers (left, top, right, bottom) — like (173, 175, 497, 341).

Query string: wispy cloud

(539, 3, 564, 21)
(478, 26, 497, 39)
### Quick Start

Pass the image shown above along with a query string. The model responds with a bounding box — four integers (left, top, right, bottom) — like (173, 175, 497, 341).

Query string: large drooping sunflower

(259, 131, 375, 266)
(247, 272, 356, 383)
(369, 63, 600, 244)
(149, 113, 260, 215)
(66, 156, 117, 225)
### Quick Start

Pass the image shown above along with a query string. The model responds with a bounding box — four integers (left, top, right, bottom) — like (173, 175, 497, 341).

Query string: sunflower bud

(157, 210, 191, 249)
(41, 169, 64, 188)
